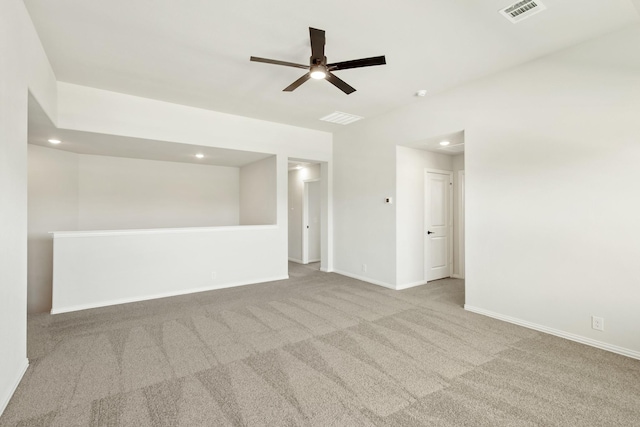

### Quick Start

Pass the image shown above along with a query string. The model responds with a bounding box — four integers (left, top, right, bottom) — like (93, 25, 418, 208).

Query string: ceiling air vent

(499, 0, 546, 23)
(320, 111, 363, 125)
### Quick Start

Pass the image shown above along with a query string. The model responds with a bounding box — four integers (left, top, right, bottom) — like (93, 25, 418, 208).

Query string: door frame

(302, 178, 321, 264)
(424, 168, 454, 281)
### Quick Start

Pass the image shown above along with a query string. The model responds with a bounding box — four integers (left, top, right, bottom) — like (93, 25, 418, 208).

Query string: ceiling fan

(250, 27, 386, 95)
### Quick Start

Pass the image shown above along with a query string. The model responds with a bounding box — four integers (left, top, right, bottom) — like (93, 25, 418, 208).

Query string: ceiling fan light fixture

(310, 65, 327, 80)
(251, 27, 385, 94)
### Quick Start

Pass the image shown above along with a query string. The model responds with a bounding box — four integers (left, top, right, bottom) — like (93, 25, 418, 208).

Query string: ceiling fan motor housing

(311, 56, 327, 66)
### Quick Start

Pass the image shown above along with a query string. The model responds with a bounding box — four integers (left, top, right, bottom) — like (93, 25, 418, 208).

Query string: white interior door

(425, 171, 452, 281)
(304, 180, 321, 263)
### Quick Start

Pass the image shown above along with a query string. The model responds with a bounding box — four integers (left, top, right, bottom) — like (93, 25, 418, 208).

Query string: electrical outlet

(211, 271, 217, 280)
(362, 264, 367, 273)
(592, 316, 604, 331)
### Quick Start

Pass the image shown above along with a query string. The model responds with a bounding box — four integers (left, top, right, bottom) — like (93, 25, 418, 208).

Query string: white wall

(396, 146, 453, 288)
(56, 83, 332, 161)
(335, 25, 640, 357)
(288, 170, 303, 262)
(0, 0, 57, 415)
(239, 156, 276, 225)
(78, 154, 239, 230)
(320, 162, 333, 273)
(52, 226, 284, 314)
(27, 147, 242, 313)
(2, 3, 331, 413)
(333, 125, 397, 287)
(452, 154, 465, 278)
(27, 145, 78, 314)
(288, 164, 321, 262)
(54, 84, 332, 286)
(307, 180, 321, 262)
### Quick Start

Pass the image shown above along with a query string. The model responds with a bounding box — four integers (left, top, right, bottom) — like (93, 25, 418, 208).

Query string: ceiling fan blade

(283, 73, 311, 92)
(327, 55, 386, 71)
(309, 27, 326, 62)
(250, 56, 309, 70)
(326, 72, 356, 95)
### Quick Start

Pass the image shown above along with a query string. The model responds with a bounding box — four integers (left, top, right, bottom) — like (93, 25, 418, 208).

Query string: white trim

(452, 274, 464, 279)
(396, 280, 428, 290)
(464, 305, 640, 361)
(424, 169, 454, 282)
(307, 258, 321, 263)
(333, 269, 396, 290)
(288, 257, 304, 264)
(423, 168, 453, 175)
(51, 224, 277, 239)
(51, 275, 289, 314)
(0, 358, 29, 417)
(320, 267, 333, 273)
(457, 170, 465, 279)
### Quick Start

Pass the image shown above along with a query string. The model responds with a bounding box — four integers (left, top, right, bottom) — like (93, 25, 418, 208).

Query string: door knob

(427, 231, 434, 235)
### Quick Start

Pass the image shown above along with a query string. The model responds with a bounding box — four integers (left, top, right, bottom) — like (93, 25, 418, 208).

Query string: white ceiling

(402, 131, 465, 156)
(24, 0, 639, 132)
(288, 160, 318, 171)
(28, 96, 272, 167)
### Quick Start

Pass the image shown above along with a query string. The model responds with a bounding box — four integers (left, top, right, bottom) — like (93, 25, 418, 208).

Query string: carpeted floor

(2, 262, 639, 426)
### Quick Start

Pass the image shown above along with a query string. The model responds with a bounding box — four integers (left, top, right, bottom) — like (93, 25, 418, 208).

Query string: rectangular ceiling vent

(320, 111, 363, 125)
(499, 0, 546, 23)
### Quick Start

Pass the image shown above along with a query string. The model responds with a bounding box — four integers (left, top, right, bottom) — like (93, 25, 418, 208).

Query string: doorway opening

(303, 179, 321, 265)
(395, 129, 464, 289)
(424, 169, 454, 281)
(287, 159, 330, 274)
(423, 163, 464, 281)
(421, 137, 465, 282)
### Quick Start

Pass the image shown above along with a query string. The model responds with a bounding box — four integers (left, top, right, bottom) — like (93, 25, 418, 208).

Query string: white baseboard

(452, 274, 465, 279)
(464, 305, 640, 361)
(396, 280, 428, 290)
(1, 358, 29, 417)
(320, 267, 334, 273)
(51, 275, 289, 314)
(289, 258, 321, 265)
(333, 269, 396, 290)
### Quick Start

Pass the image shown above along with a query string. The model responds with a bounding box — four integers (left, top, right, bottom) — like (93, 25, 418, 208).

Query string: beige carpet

(1, 262, 639, 426)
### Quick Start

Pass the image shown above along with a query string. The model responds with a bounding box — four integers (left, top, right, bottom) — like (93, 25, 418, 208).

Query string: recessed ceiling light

(416, 90, 427, 97)
(439, 141, 450, 146)
(48, 139, 61, 144)
(195, 153, 204, 159)
(295, 165, 302, 170)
